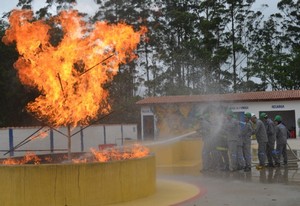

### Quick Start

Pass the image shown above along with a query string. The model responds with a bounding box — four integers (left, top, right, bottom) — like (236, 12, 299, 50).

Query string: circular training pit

(0, 154, 156, 206)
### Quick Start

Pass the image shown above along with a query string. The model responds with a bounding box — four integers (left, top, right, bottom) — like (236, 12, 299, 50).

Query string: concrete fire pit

(0, 155, 155, 206)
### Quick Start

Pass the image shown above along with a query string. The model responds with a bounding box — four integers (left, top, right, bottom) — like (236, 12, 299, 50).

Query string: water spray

(143, 131, 197, 147)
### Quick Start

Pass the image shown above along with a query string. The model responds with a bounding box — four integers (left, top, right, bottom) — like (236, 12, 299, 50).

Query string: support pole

(121, 124, 124, 146)
(103, 125, 106, 144)
(50, 129, 54, 153)
(9, 128, 14, 157)
(80, 126, 84, 152)
(67, 125, 72, 160)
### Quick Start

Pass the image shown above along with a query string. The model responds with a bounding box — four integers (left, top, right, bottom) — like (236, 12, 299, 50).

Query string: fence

(0, 124, 137, 158)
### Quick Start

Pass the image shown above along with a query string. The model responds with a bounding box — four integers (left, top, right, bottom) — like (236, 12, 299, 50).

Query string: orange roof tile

(136, 90, 300, 105)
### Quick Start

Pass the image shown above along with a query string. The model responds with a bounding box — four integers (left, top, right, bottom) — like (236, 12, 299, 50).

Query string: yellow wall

(148, 138, 203, 168)
(0, 156, 156, 206)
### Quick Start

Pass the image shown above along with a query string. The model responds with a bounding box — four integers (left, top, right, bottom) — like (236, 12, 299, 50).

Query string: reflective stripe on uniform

(216, 146, 228, 151)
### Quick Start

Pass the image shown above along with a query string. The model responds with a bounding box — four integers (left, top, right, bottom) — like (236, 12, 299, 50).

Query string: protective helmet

(244, 112, 251, 119)
(226, 109, 233, 117)
(274, 115, 282, 122)
(233, 114, 238, 120)
(260, 112, 267, 119)
(203, 112, 210, 120)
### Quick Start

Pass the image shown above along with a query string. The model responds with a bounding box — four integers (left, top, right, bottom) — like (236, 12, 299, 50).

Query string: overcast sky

(0, 0, 99, 17)
(1, 0, 279, 18)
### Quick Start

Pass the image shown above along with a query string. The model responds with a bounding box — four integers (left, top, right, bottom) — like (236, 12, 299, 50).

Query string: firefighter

(224, 110, 240, 172)
(260, 113, 276, 167)
(239, 112, 253, 172)
(251, 114, 268, 170)
(236, 114, 245, 171)
(215, 115, 229, 171)
(199, 112, 215, 172)
(274, 115, 289, 167)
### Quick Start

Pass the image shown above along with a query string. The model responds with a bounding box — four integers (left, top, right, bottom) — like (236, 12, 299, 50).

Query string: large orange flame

(2, 9, 147, 127)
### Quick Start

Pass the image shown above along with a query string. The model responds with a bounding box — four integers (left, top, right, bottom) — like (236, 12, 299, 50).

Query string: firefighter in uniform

(261, 113, 276, 167)
(274, 115, 289, 167)
(215, 115, 229, 171)
(239, 112, 253, 172)
(199, 113, 215, 172)
(251, 114, 268, 170)
(224, 110, 240, 172)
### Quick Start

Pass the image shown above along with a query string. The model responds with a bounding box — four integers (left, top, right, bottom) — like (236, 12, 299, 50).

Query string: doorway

(260, 110, 296, 138)
(143, 115, 154, 140)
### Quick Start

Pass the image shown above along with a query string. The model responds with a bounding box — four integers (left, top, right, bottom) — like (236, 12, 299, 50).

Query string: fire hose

(251, 142, 300, 167)
(143, 131, 197, 147)
(287, 142, 300, 162)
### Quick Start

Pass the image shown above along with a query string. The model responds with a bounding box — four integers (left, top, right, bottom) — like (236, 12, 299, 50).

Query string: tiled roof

(136, 90, 300, 105)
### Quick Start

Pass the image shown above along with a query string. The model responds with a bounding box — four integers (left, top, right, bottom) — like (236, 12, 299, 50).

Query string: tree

(195, 0, 232, 94)
(144, 0, 220, 95)
(221, 0, 258, 92)
(275, 0, 300, 89)
(247, 0, 300, 90)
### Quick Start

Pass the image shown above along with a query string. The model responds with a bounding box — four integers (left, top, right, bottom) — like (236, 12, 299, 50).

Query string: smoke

(144, 102, 237, 153)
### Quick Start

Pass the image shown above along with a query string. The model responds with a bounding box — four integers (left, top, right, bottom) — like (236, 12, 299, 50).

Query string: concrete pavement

(110, 138, 300, 206)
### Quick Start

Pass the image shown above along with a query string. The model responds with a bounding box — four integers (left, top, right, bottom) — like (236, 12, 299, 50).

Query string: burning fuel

(2, 9, 148, 161)
(0, 144, 150, 165)
(2, 9, 147, 128)
(29, 130, 49, 141)
(1, 152, 41, 165)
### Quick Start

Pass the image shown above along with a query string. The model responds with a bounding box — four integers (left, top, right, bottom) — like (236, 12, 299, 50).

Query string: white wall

(193, 100, 300, 137)
(226, 100, 300, 138)
(0, 124, 137, 158)
(140, 100, 300, 140)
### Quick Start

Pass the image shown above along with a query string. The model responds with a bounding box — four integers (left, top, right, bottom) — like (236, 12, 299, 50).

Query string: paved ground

(169, 139, 300, 206)
(112, 163, 300, 206)
(110, 139, 300, 206)
(159, 165, 300, 206)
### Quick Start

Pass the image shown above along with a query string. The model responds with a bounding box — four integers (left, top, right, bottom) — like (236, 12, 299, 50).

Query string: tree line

(0, 0, 299, 127)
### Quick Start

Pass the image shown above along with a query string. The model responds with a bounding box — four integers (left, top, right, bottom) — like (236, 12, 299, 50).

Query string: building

(136, 90, 300, 140)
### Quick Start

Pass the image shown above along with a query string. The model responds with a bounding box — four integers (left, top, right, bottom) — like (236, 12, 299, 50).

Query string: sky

(1, 0, 279, 18)
(0, 0, 99, 17)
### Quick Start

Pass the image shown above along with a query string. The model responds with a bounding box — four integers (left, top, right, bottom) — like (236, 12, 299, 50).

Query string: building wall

(228, 100, 299, 137)
(140, 100, 300, 139)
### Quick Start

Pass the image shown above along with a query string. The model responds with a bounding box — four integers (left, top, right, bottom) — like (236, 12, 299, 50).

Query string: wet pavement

(157, 163, 300, 206)
(112, 139, 300, 206)
(155, 145, 300, 206)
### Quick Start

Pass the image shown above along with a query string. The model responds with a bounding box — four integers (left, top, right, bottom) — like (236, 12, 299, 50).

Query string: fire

(29, 130, 49, 140)
(0, 144, 150, 165)
(75, 144, 150, 163)
(2, 9, 147, 127)
(1, 152, 41, 165)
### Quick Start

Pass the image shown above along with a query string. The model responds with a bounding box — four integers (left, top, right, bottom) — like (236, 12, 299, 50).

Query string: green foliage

(246, 0, 300, 90)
